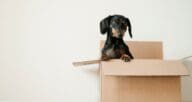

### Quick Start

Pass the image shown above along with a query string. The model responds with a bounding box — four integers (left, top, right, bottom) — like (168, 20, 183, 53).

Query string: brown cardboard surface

(120, 76, 181, 102)
(101, 76, 181, 102)
(127, 41, 163, 59)
(100, 41, 186, 102)
(101, 59, 189, 76)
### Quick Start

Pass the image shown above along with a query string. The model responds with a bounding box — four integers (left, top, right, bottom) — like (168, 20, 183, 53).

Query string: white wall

(0, 0, 192, 102)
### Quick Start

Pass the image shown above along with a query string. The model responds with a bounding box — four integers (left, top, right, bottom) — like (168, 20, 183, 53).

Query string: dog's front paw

(120, 54, 131, 62)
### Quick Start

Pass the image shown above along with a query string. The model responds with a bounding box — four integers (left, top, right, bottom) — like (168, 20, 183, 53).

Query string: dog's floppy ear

(126, 18, 133, 38)
(100, 16, 112, 34)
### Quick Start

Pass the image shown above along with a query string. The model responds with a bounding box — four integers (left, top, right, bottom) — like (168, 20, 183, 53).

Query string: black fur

(100, 15, 134, 62)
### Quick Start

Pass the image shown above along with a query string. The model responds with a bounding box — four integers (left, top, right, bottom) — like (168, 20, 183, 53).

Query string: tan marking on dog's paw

(120, 54, 131, 62)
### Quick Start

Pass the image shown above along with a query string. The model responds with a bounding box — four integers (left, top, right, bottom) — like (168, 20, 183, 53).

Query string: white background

(0, 0, 192, 102)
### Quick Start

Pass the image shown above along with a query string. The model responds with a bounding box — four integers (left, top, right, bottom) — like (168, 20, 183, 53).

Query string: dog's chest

(106, 45, 124, 58)
(106, 47, 115, 58)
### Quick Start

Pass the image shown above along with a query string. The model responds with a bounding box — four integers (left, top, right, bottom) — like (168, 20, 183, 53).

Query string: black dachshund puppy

(100, 15, 134, 62)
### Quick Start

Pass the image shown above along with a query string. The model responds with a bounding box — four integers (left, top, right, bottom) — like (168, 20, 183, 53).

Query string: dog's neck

(106, 36, 123, 45)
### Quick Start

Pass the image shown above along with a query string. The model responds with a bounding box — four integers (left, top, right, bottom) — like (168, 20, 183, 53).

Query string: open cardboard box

(100, 41, 189, 102)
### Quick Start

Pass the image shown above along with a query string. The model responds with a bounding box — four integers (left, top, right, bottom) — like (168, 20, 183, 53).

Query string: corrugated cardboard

(101, 59, 188, 76)
(100, 41, 189, 102)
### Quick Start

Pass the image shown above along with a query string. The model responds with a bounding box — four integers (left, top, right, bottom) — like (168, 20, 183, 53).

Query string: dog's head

(100, 15, 132, 38)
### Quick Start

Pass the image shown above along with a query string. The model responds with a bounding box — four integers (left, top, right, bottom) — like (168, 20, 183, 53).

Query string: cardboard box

(100, 41, 189, 102)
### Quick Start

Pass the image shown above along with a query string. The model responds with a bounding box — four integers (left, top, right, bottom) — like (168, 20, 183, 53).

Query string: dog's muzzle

(110, 24, 126, 38)
(111, 28, 125, 38)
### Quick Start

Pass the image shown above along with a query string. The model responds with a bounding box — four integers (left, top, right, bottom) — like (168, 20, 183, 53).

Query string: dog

(100, 15, 134, 62)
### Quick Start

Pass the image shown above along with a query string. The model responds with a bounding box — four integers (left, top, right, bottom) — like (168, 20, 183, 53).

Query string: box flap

(101, 59, 189, 76)
(100, 41, 163, 59)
